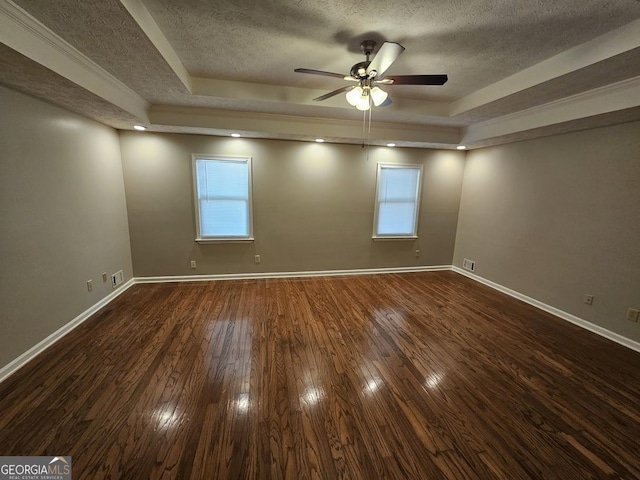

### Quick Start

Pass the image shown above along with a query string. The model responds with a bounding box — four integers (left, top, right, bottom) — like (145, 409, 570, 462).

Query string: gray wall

(0, 86, 133, 368)
(3, 83, 638, 372)
(454, 121, 640, 342)
(119, 132, 465, 276)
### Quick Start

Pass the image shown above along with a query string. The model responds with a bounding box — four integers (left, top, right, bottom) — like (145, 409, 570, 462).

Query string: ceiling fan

(295, 40, 448, 110)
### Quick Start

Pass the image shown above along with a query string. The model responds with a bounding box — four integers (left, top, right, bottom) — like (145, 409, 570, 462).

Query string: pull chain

(362, 107, 367, 148)
(367, 103, 372, 144)
(361, 96, 373, 149)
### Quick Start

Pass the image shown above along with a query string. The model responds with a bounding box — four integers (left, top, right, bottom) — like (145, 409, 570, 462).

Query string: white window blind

(193, 155, 253, 240)
(374, 164, 422, 237)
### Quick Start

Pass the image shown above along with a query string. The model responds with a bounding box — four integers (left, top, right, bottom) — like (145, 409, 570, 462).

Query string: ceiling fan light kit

(295, 40, 448, 110)
(345, 84, 387, 111)
(370, 87, 388, 106)
(346, 86, 363, 106)
(356, 99, 370, 111)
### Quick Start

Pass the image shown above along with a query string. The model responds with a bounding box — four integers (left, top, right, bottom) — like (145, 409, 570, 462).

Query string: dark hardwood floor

(1, 271, 639, 479)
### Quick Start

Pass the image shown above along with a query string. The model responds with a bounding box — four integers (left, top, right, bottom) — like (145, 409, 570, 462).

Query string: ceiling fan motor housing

(350, 61, 372, 79)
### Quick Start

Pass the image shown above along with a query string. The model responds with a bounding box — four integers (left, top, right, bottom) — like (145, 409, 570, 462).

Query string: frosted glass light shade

(370, 87, 388, 106)
(346, 87, 363, 106)
(356, 95, 370, 110)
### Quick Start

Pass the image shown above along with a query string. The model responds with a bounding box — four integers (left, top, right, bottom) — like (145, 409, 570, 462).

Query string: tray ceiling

(1, 0, 640, 148)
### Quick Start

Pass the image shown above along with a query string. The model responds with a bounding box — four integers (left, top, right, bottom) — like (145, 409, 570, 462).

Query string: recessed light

(387, 143, 396, 147)
(315, 138, 325, 143)
(456, 145, 466, 150)
(231, 133, 241, 138)
(133, 125, 146, 131)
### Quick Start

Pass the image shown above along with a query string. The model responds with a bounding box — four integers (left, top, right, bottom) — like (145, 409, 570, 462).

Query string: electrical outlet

(102, 272, 107, 282)
(254, 255, 261, 264)
(190, 260, 197, 269)
(87, 280, 93, 292)
(415, 249, 420, 257)
(584, 294, 594, 305)
(626, 308, 639, 322)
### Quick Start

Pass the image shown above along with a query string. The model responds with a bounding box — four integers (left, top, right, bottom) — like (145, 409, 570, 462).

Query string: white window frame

(372, 163, 423, 240)
(192, 154, 254, 243)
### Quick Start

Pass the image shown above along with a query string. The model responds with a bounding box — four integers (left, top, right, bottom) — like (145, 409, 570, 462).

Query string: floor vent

(462, 259, 476, 272)
(111, 270, 124, 288)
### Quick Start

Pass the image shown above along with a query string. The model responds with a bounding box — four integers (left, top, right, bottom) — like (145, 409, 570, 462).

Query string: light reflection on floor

(363, 377, 381, 396)
(300, 386, 325, 407)
(153, 403, 181, 432)
(425, 372, 444, 389)
(236, 393, 250, 414)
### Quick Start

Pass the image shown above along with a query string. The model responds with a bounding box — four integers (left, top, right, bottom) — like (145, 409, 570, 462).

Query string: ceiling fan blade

(295, 68, 348, 80)
(313, 85, 354, 101)
(385, 74, 448, 85)
(367, 42, 405, 78)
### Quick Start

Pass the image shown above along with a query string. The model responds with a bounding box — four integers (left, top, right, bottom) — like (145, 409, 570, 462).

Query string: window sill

(196, 238, 255, 244)
(372, 236, 418, 241)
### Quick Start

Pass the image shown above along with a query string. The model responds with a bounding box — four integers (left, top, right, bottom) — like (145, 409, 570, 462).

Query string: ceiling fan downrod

(361, 40, 376, 62)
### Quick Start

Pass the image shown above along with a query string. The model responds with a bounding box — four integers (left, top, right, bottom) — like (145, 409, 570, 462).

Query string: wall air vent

(462, 258, 476, 272)
(111, 270, 124, 288)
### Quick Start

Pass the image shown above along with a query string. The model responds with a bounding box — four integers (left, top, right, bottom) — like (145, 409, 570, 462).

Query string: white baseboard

(452, 266, 640, 353)
(134, 265, 451, 283)
(3, 265, 637, 386)
(0, 278, 135, 384)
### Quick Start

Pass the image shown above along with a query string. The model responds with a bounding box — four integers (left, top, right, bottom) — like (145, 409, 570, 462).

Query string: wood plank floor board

(1, 271, 639, 479)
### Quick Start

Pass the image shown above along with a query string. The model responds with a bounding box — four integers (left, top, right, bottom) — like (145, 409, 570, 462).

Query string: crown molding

(0, 0, 150, 123)
(451, 18, 640, 117)
(462, 75, 640, 145)
(151, 104, 459, 131)
(149, 104, 462, 145)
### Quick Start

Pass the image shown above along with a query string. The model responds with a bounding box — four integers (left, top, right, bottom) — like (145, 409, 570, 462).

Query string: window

(192, 155, 253, 242)
(373, 163, 422, 238)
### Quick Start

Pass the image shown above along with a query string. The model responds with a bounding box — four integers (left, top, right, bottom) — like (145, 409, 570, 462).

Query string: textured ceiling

(142, 0, 640, 100)
(14, 0, 188, 102)
(0, 43, 141, 128)
(2, 0, 640, 148)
